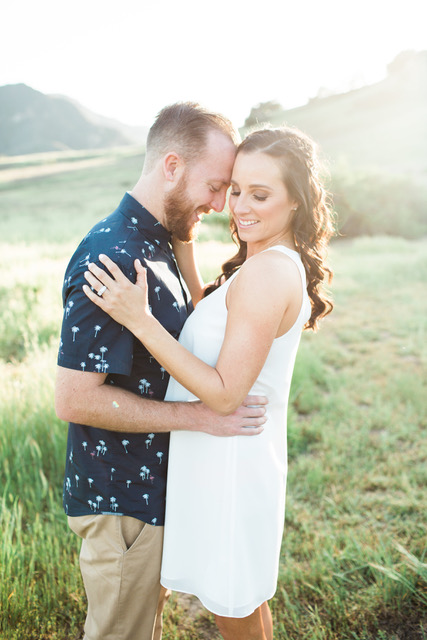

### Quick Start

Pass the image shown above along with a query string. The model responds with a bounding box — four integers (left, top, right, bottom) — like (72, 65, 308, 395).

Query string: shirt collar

(118, 192, 171, 247)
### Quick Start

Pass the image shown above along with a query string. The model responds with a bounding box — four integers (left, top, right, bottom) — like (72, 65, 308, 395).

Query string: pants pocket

(118, 515, 147, 552)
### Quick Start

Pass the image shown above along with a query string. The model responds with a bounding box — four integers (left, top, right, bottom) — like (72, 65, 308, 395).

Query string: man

(55, 102, 266, 640)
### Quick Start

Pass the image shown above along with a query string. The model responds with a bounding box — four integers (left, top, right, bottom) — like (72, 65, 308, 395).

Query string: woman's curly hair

(204, 126, 335, 330)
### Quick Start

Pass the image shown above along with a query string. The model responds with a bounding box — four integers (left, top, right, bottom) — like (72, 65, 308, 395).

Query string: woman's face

(229, 151, 298, 251)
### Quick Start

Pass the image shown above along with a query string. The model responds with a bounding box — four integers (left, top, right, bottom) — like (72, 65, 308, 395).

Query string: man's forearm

(55, 367, 267, 436)
(55, 368, 198, 433)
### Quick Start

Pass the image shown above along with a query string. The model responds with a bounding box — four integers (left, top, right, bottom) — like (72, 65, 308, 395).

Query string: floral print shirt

(58, 193, 190, 525)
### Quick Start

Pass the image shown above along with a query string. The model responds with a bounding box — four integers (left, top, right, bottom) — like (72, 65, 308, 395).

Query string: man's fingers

(241, 416, 267, 427)
(235, 405, 266, 418)
(243, 395, 268, 406)
(233, 425, 264, 436)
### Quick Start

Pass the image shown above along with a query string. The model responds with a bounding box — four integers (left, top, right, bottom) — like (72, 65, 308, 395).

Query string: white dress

(161, 246, 311, 618)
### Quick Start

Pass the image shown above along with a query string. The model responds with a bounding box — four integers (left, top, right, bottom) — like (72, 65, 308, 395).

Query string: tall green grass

(1, 151, 426, 638)
(1, 236, 426, 639)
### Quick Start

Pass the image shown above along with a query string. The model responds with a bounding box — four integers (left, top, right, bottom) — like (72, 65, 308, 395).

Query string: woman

(83, 126, 334, 640)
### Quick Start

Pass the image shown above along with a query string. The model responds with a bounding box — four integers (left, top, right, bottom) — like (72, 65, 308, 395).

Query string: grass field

(0, 151, 426, 639)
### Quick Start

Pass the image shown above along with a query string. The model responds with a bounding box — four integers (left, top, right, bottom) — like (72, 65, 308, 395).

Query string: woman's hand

(83, 254, 152, 334)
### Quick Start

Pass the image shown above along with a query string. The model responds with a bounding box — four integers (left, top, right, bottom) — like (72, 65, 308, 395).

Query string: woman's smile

(237, 217, 259, 228)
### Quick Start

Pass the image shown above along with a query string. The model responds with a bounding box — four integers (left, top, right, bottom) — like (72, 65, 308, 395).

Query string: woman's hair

(144, 102, 240, 172)
(204, 126, 335, 331)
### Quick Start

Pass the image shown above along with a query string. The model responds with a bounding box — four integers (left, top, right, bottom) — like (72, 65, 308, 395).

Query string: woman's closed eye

(230, 190, 268, 202)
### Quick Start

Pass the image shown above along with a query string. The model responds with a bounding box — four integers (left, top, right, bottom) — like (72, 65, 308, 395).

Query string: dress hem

(160, 576, 275, 618)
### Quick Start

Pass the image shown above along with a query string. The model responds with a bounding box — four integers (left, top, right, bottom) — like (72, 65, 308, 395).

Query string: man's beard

(163, 174, 205, 242)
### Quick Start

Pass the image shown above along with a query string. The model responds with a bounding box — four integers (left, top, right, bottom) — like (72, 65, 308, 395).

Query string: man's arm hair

(55, 366, 267, 436)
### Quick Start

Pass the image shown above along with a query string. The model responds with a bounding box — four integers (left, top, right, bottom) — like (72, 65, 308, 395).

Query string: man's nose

(211, 190, 227, 213)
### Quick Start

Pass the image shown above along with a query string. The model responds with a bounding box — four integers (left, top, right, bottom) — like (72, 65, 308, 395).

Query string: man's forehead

(205, 129, 237, 154)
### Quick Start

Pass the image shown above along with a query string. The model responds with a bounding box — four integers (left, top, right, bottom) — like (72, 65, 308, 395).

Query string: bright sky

(1, 0, 426, 128)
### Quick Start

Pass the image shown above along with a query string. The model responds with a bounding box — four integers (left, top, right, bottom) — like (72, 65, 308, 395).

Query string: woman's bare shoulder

(237, 248, 301, 286)
(227, 248, 301, 315)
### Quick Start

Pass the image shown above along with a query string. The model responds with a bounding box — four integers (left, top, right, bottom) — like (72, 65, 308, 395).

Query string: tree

(244, 101, 284, 128)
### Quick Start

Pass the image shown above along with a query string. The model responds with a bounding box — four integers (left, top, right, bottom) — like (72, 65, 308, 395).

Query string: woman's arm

(83, 252, 299, 415)
(172, 239, 204, 306)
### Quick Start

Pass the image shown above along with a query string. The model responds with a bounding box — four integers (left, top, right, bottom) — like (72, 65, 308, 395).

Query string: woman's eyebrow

(230, 180, 272, 189)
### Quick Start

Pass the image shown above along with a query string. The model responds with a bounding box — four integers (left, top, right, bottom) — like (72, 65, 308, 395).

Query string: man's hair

(143, 101, 239, 172)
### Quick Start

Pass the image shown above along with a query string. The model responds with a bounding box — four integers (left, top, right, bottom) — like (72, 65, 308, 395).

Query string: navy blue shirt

(58, 193, 190, 525)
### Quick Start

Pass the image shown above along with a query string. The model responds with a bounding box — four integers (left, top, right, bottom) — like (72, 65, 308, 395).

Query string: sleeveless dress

(161, 246, 311, 618)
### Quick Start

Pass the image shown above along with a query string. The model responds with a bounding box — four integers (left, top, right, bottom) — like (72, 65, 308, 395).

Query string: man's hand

(188, 395, 268, 436)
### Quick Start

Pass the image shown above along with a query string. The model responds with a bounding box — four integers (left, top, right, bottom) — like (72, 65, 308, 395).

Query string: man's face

(164, 130, 236, 242)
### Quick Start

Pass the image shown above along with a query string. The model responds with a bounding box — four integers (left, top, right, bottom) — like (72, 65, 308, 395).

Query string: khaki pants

(69, 514, 170, 640)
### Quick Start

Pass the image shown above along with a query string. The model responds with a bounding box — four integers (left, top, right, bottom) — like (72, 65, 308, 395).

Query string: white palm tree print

(88, 478, 94, 488)
(71, 326, 80, 341)
(126, 480, 131, 488)
(154, 286, 161, 300)
(122, 439, 129, 453)
(80, 362, 86, 371)
(138, 379, 150, 394)
(94, 325, 101, 337)
(140, 466, 148, 480)
(82, 441, 88, 451)
(95, 496, 103, 510)
(79, 254, 90, 268)
(65, 300, 74, 318)
(99, 346, 108, 372)
(142, 494, 149, 505)
(110, 468, 115, 481)
(156, 452, 164, 464)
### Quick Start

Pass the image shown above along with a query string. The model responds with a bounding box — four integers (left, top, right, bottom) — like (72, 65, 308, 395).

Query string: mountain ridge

(0, 83, 144, 156)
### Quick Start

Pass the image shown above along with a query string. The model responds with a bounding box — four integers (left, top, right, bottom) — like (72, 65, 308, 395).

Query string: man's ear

(162, 152, 185, 183)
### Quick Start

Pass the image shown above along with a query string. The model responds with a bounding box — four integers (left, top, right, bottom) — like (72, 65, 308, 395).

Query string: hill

(0, 84, 140, 156)
(244, 51, 427, 177)
(53, 95, 148, 147)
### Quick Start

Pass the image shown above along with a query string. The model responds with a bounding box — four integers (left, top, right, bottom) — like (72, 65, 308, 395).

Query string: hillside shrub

(329, 168, 427, 239)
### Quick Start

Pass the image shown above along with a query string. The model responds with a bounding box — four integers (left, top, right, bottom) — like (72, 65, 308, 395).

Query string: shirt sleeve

(57, 254, 134, 376)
